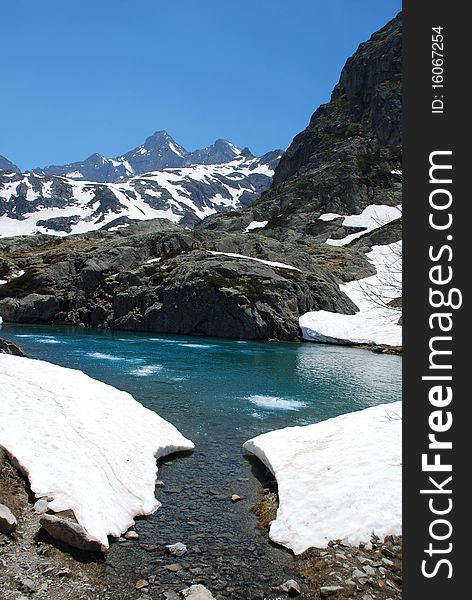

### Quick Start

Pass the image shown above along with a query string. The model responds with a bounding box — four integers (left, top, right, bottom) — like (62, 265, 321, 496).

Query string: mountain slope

(0, 151, 281, 236)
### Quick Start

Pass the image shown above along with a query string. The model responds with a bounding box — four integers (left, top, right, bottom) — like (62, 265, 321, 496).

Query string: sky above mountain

(1, 0, 401, 170)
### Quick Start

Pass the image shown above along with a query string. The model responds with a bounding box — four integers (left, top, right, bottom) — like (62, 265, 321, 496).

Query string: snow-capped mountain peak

(30, 131, 256, 183)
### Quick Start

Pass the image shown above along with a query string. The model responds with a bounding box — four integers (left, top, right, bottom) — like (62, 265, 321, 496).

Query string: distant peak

(213, 138, 241, 151)
(0, 154, 20, 173)
(146, 130, 172, 142)
(86, 153, 107, 162)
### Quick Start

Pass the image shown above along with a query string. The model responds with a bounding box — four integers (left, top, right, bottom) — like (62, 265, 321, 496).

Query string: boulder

(277, 579, 301, 596)
(39, 514, 102, 552)
(0, 503, 17, 534)
(180, 584, 215, 599)
(0, 338, 26, 356)
(165, 542, 188, 556)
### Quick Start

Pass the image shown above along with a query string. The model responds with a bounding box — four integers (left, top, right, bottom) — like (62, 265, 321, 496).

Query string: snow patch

(243, 401, 402, 553)
(206, 251, 301, 272)
(244, 220, 268, 232)
(326, 204, 401, 246)
(318, 213, 342, 222)
(0, 355, 195, 547)
(300, 241, 402, 347)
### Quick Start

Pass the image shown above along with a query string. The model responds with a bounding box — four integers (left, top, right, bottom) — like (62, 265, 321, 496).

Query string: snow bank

(0, 354, 195, 547)
(300, 242, 402, 346)
(243, 402, 402, 554)
(326, 204, 401, 246)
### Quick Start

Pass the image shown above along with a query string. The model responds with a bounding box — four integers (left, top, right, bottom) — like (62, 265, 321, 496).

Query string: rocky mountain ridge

(28, 131, 269, 183)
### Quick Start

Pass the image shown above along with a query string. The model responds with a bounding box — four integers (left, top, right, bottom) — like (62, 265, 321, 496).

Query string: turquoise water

(0, 323, 401, 439)
(0, 323, 401, 597)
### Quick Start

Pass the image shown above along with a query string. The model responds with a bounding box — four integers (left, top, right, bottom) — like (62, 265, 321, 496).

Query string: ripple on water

(86, 352, 123, 361)
(15, 335, 61, 344)
(130, 365, 163, 377)
(247, 394, 307, 411)
(177, 343, 215, 349)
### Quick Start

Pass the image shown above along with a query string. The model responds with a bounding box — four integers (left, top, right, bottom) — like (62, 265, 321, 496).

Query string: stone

(352, 569, 365, 579)
(0, 503, 17, 534)
(180, 584, 215, 599)
(320, 586, 344, 598)
(20, 578, 40, 593)
(277, 579, 301, 596)
(34, 499, 49, 514)
(381, 546, 396, 559)
(124, 530, 139, 539)
(362, 565, 376, 576)
(230, 494, 243, 503)
(135, 579, 148, 589)
(39, 514, 102, 552)
(0, 339, 26, 356)
(165, 542, 188, 556)
(163, 563, 182, 572)
(382, 557, 395, 568)
(164, 592, 180, 600)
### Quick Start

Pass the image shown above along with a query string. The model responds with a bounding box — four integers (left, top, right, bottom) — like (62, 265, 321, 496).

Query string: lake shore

(1, 448, 402, 599)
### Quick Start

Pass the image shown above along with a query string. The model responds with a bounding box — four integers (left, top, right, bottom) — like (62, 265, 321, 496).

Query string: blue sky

(1, 0, 401, 170)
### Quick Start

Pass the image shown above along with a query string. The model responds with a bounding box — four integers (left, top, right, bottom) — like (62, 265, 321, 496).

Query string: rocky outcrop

(0, 339, 26, 356)
(0, 220, 365, 340)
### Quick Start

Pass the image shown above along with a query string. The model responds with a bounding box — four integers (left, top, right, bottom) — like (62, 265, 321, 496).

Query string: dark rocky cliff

(199, 14, 402, 243)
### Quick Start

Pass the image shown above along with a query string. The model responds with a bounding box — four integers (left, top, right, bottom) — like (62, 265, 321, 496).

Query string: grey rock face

(0, 294, 59, 324)
(198, 14, 402, 244)
(39, 514, 102, 552)
(0, 221, 364, 340)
